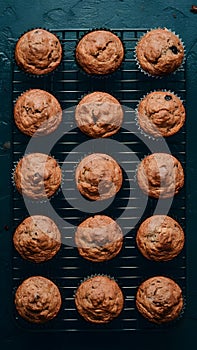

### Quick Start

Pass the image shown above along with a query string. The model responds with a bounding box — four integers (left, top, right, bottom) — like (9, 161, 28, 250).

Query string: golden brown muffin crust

(75, 30, 124, 75)
(14, 89, 62, 137)
(136, 276, 183, 324)
(13, 215, 61, 263)
(75, 153, 123, 201)
(15, 276, 62, 323)
(75, 92, 123, 138)
(15, 29, 62, 75)
(75, 275, 124, 323)
(14, 153, 62, 199)
(136, 28, 184, 76)
(75, 215, 123, 262)
(136, 215, 185, 261)
(137, 153, 184, 198)
(137, 91, 185, 137)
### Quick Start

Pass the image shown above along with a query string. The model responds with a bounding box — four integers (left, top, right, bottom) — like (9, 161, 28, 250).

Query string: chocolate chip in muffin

(164, 94, 172, 101)
(169, 45, 179, 54)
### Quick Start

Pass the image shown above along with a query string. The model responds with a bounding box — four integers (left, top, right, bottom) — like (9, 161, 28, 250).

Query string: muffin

(137, 153, 184, 198)
(136, 28, 184, 76)
(15, 28, 62, 75)
(14, 89, 62, 137)
(136, 276, 184, 324)
(14, 153, 62, 199)
(75, 30, 124, 75)
(75, 215, 123, 262)
(136, 215, 185, 261)
(75, 92, 123, 138)
(13, 215, 61, 263)
(15, 276, 62, 323)
(75, 275, 124, 323)
(137, 91, 185, 137)
(75, 153, 123, 201)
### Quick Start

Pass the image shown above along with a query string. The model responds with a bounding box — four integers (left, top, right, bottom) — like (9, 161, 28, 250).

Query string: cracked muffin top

(14, 89, 62, 137)
(136, 276, 183, 324)
(14, 153, 62, 199)
(75, 215, 123, 262)
(75, 92, 123, 138)
(75, 153, 123, 201)
(136, 215, 185, 261)
(75, 275, 124, 323)
(136, 28, 184, 76)
(137, 91, 185, 137)
(13, 215, 61, 263)
(75, 30, 124, 75)
(15, 29, 62, 75)
(15, 276, 62, 323)
(137, 153, 184, 199)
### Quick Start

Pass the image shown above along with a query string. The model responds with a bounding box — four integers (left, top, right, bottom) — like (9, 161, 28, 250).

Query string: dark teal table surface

(0, 0, 197, 349)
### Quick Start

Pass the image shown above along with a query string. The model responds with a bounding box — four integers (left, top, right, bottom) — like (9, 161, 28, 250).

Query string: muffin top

(13, 215, 61, 263)
(137, 91, 185, 137)
(75, 153, 123, 201)
(136, 28, 184, 76)
(136, 215, 185, 261)
(14, 89, 62, 137)
(75, 92, 123, 138)
(14, 153, 62, 199)
(75, 30, 124, 75)
(15, 29, 62, 75)
(136, 276, 183, 324)
(137, 153, 184, 198)
(15, 276, 62, 323)
(75, 275, 124, 323)
(75, 215, 123, 262)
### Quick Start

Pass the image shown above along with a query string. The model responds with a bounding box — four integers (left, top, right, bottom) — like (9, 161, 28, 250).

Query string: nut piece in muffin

(15, 28, 62, 75)
(137, 153, 184, 198)
(136, 215, 184, 261)
(75, 275, 124, 323)
(13, 215, 61, 263)
(14, 153, 62, 199)
(75, 153, 123, 201)
(75, 215, 123, 262)
(136, 28, 184, 76)
(137, 91, 185, 137)
(136, 276, 183, 324)
(75, 92, 123, 138)
(75, 30, 124, 75)
(15, 276, 62, 323)
(14, 89, 62, 137)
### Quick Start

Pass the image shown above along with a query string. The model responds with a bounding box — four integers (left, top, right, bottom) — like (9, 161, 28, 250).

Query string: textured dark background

(0, 0, 197, 349)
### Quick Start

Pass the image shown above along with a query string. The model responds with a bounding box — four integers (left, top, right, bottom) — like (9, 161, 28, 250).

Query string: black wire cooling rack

(11, 29, 186, 332)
